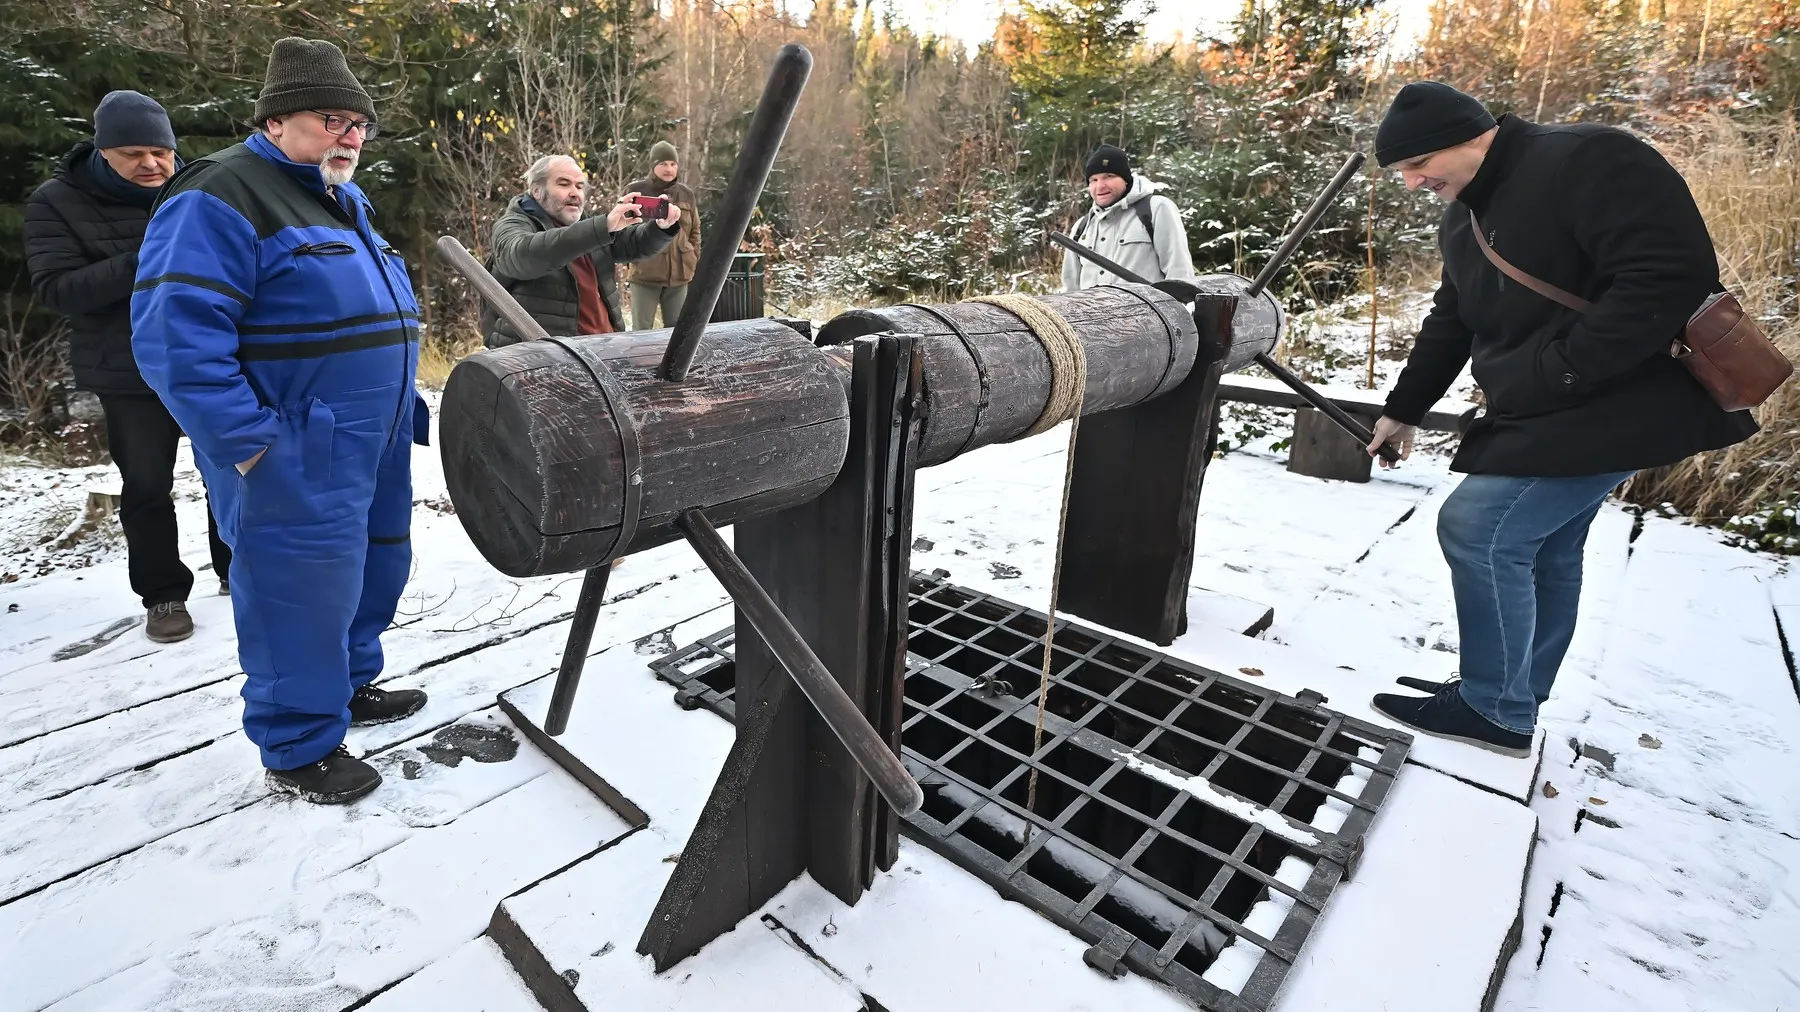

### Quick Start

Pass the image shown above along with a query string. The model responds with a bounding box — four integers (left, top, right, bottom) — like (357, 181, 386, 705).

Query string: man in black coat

(23, 90, 232, 644)
(1363, 82, 1756, 757)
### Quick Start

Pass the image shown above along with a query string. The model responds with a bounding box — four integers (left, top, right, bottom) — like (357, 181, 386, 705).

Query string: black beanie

(1375, 82, 1497, 167)
(1085, 144, 1132, 186)
(93, 91, 177, 151)
(254, 37, 376, 125)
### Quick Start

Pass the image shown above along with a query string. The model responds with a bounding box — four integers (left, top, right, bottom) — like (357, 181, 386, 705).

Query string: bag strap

(1135, 198, 1156, 242)
(1468, 208, 1591, 313)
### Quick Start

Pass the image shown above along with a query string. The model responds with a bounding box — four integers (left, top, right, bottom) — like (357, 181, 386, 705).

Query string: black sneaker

(1369, 685, 1533, 758)
(265, 745, 381, 804)
(348, 684, 428, 726)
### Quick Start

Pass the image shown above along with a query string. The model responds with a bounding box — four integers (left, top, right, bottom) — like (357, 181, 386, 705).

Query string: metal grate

(652, 573, 1412, 1011)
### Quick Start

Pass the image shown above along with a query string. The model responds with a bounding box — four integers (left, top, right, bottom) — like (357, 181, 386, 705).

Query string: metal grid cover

(652, 573, 1412, 1011)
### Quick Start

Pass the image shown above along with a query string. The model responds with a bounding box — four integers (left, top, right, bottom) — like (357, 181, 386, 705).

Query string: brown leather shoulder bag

(1469, 208, 1792, 412)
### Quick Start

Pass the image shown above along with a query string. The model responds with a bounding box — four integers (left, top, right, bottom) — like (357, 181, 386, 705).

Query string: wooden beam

(1057, 290, 1235, 646)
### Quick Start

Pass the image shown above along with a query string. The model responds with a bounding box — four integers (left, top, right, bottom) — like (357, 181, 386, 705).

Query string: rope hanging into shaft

(962, 292, 1086, 840)
(968, 294, 1087, 439)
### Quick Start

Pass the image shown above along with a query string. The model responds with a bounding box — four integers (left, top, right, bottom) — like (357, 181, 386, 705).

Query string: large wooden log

(814, 278, 1280, 466)
(440, 318, 849, 578)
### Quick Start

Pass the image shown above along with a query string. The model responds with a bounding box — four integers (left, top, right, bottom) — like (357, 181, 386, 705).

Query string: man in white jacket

(1061, 144, 1197, 292)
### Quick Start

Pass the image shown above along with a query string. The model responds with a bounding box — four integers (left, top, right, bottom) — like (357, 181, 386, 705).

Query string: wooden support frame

(637, 334, 923, 970)
(1056, 289, 1238, 646)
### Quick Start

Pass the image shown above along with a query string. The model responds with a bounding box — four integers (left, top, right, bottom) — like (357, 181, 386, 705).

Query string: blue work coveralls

(131, 133, 429, 770)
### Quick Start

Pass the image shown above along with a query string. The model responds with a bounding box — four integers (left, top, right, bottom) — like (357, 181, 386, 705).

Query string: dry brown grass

(417, 320, 485, 391)
(1620, 113, 1800, 542)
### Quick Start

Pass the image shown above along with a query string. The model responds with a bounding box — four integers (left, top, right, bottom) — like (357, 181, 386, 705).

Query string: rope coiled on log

(968, 294, 1086, 439)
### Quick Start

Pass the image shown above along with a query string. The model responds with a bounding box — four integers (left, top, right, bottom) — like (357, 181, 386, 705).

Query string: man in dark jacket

(1364, 82, 1757, 757)
(482, 154, 679, 346)
(625, 140, 702, 330)
(131, 38, 430, 805)
(24, 90, 233, 644)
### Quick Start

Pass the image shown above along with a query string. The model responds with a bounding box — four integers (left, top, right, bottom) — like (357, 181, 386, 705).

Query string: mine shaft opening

(650, 574, 1410, 1006)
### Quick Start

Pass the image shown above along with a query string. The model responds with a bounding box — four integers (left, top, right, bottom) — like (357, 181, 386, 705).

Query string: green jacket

(482, 193, 677, 346)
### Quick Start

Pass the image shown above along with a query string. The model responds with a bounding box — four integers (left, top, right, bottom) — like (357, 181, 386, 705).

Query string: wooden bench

(1217, 374, 1479, 483)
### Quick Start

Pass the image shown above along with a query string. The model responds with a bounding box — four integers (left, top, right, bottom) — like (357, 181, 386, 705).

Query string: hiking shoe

(348, 684, 428, 726)
(218, 579, 230, 596)
(265, 745, 381, 804)
(145, 602, 194, 643)
(1370, 685, 1533, 758)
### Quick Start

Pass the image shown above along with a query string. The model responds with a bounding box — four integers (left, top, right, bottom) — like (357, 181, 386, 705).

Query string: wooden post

(1055, 290, 1235, 646)
(637, 334, 922, 969)
(1288, 406, 1377, 483)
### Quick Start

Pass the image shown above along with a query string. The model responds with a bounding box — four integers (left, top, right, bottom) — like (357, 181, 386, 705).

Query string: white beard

(320, 146, 359, 185)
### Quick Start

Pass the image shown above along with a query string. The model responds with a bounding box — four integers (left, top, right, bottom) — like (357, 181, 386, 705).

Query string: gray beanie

(649, 140, 678, 165)
(254, 37, 376, 125)
(93, 91, 177, 151)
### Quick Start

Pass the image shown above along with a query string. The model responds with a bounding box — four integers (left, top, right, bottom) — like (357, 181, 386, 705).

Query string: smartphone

(630, 194, 670, 222)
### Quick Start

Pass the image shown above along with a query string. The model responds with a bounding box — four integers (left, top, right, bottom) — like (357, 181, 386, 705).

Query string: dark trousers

(99, 393, 233, 608)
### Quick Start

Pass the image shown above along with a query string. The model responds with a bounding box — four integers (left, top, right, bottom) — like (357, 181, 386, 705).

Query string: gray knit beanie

(254, 37, 376, 125)
(93, 90, 177, 150)
(649, 140, 679, 166)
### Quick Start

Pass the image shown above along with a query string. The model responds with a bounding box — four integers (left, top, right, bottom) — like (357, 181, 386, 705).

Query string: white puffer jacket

(1060, 174, 1197, 292)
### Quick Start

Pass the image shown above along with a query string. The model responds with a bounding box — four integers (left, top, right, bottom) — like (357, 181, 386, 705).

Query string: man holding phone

(482, 153, 681, 346)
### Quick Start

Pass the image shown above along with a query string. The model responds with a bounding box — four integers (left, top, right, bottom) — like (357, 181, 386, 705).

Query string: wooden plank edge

(497, 691, 651, 829)
(1481, 820, 1539, 1012)
(487, 900, 585, 1012)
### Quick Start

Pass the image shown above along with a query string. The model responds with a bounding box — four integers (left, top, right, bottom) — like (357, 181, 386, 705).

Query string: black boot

(349, 684, 428, 726)
(1370, 684, 1533, 758)
(265, 745, 381, 804)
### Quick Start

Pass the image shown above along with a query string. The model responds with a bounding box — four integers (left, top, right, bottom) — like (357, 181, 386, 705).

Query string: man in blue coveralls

(132, 38, 430, 804)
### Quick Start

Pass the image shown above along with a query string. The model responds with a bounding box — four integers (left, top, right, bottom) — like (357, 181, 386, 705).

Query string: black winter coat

(1384, 115, 1757, 477)
(23, 142, 157, 395)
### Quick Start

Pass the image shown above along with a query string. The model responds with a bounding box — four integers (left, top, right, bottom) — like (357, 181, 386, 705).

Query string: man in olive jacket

(625, 140, 702, 330)
(1364, 82, 1756, 757)
(483, 154, 679, 346)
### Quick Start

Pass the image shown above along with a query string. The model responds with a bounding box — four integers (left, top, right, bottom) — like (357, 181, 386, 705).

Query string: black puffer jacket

(23, 142, 157, 395)
(1384, 114, 1757, 476)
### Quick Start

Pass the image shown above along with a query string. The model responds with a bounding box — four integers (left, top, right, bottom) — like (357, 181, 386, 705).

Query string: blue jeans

(1437, 471, 1635, 734)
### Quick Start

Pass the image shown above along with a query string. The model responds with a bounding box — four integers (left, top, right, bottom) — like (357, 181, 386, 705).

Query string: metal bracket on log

(638, 333, 924, 968)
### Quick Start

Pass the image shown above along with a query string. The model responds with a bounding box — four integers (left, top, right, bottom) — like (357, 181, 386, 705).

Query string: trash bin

(710, 252, 766, 322)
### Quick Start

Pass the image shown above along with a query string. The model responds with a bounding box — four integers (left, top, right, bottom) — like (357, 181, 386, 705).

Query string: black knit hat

(254, 37, 376, 125)
(93, 90, 177, 150)
(1375, 82, 1496, 167)
(1085, 144, 1132, 186)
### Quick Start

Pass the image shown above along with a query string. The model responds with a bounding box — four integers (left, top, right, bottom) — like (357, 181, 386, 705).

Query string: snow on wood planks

(4, 711, 631, 1012)
(0, 561, 727, 902)
(0, 517, 708, 748)
(1498, 517, 1800, 1012)
(357, 938, 547, 1012)
(909, 439, 1422, 636)
(1219, 485, 1638, 802)
(489, 610, 877, 1011)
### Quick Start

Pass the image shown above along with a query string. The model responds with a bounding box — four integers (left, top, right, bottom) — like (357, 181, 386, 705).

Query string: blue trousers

(209, 394, 422, 770)
(1437, 470, 1635, 734)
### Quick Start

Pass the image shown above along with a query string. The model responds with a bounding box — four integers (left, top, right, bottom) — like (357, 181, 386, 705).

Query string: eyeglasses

(306, 110, 379, 140)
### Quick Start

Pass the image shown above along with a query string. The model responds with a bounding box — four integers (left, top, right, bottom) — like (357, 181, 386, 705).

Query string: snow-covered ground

(2, 371, 1796, 1012)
